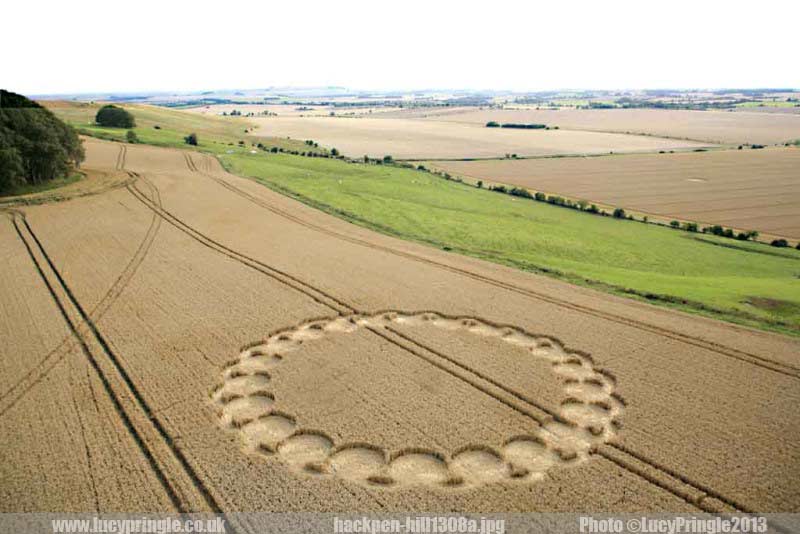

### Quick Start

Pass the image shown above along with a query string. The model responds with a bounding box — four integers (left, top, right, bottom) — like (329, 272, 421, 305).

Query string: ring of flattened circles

(210, 311, 623, 488)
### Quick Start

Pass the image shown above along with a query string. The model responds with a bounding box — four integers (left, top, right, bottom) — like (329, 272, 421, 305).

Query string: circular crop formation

(210, 311, 624, 488)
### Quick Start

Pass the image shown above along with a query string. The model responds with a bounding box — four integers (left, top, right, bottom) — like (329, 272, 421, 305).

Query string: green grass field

(45, 101, 317, 153)
(219, 150, 800, 334)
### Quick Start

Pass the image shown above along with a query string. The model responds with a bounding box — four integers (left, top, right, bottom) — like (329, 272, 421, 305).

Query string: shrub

(331, 148, 339, 157)
(154, 125, 161, 129)
(126, 130, 138, 143)
(770, 239, 789, 248)
(485, 121, 500, 128)
(95, 105, 135, 128)
(509, 187, 533, 199)
(683, 222, 698, 232)
(612, 207, 626, 219)
(534, 192, 546, 201)
(476, 180, 483, 188)
(184, 133, 198, 146)
(382, 155, 393, 164)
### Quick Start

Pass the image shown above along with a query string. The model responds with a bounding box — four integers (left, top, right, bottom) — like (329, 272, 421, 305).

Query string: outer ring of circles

(211, 311, 624, 488)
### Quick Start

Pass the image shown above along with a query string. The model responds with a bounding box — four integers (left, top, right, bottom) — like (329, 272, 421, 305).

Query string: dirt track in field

(428, 148, 800, 239)
(249, 116, 711, 159)
(1, 139, 798, 519)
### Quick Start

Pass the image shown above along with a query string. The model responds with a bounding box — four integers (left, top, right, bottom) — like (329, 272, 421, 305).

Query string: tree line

(0, 90, 85, 193)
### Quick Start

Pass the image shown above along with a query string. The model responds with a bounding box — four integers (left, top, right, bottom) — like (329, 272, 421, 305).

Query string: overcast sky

(3, 0, 797, 95)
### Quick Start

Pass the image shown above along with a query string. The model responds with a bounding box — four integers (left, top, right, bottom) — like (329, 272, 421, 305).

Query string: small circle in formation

(210, 311, 624, 488)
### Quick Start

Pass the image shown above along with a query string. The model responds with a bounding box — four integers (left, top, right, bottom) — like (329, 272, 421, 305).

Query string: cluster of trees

(486, 122, 549, 129)
(251, 141, 342, 159)
(485, 183, 609, 214)
(669, 221, 765, 242)
(95, 104, 135, 128)
(0, 90, 85, 193)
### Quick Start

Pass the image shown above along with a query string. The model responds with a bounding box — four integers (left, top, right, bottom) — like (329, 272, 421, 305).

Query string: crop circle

(211, 311, 623, 488)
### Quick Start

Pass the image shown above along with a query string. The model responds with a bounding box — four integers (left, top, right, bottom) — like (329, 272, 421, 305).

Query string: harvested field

(1, 139, 798, 518)
(428, 148, 800, 239)
(249, 116, 711, 159)
(410, 108, 800, 145)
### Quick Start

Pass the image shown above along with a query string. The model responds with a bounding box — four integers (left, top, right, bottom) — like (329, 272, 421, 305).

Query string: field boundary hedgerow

(421, 155, 799, 249)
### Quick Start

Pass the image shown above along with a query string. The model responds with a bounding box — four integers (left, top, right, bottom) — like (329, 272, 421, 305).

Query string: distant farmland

(429, 148, 800, 239)
(249, 116, 711, 159)
(414, 108, 800, 145)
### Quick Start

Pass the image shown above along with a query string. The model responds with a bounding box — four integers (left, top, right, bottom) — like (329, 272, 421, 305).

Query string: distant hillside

(0, 90, 84, 194)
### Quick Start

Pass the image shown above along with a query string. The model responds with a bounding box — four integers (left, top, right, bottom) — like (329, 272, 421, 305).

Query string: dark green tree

(184, 133, 198, 146)
(95, 104, 135, 128)
(0, 89, 84, 193)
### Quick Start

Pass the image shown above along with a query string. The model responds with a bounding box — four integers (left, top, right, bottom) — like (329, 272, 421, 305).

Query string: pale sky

(3, 0, 798, 95)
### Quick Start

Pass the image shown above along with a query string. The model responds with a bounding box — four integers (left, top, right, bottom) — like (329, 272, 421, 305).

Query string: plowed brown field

(428, 148, 800, 239)
(1, 139, 798, 520)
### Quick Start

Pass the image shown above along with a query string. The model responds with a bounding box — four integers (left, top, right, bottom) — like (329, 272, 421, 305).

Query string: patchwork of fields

(2, 139, 798, 518)
(249, 116, 712, 159)
(428, 148, 800, 239)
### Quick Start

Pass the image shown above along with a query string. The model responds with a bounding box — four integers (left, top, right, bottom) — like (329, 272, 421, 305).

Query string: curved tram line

(129, 157, 762, 514)
(0, 146, 162, 416)
(2, 146, 232, 521)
